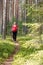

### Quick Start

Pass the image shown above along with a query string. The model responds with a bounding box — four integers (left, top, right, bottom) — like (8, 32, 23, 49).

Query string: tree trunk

(6, 0, 9, 35)
(1, 0, 3, 34)
(12, 0, 14, 17)
(9, 0, 14, 22)
(15, 0, 19, 23)
(2, 0, 7, 39)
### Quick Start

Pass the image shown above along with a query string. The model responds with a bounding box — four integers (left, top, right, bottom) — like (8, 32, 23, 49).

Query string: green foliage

(0, 38, 15, 64)
(18, 21, 23, 35)
(26, 3, 43, 23)
(7, 17, 16, 35)
(12, 34, 43, 65)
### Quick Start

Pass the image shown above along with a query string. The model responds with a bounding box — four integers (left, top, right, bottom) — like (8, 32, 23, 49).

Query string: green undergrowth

(0, 38, 15, 64)
(12, 34, 43, 65)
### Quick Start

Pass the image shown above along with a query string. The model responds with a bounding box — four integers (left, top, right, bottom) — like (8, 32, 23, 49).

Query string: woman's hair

(13, 22, 16, 24)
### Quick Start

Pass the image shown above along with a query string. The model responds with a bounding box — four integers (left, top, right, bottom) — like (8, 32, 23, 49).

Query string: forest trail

(2, 42, 20, 65)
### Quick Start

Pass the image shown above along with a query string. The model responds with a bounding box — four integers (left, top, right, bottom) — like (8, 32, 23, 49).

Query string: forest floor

(12, 35, 43, 65)
(2, 42, 20, 65)
(0, 23, 43, 65)
(0, 34, 43, 65)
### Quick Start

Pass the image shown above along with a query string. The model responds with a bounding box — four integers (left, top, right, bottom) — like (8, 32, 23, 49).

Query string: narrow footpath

(2, 42, 20, 65)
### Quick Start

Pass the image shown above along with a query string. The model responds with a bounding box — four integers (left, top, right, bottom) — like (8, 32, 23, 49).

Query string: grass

(12, 22, 43, 65)
(0, 38, 15, 64)
(0, 23, 43, 65)
(12, 33, 43, 65)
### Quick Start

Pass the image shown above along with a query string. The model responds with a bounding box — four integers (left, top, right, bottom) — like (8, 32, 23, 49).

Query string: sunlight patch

(24, 59, 40, 65)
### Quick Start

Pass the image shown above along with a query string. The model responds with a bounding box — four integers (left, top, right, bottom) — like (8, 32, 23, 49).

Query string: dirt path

(2, 42, 20, 65)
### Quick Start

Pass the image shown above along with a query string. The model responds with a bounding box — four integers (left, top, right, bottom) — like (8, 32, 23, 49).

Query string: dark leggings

(12, 31, 17, 41)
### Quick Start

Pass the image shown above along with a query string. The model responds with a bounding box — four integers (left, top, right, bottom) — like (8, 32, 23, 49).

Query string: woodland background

(0, 0, 43, 65)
